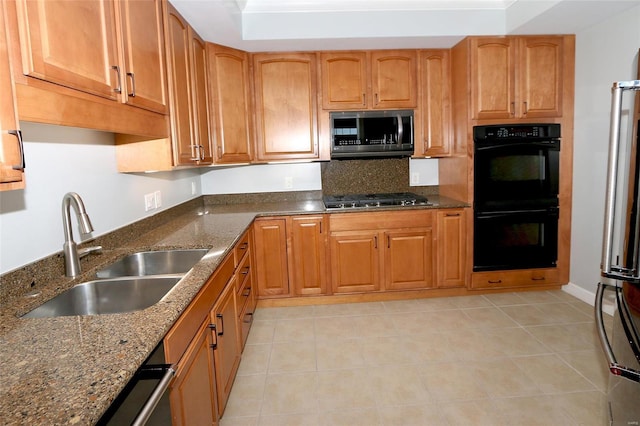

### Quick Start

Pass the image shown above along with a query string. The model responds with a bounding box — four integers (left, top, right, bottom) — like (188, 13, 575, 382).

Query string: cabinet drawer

(234, 231, 250, 266)
(329, 210, 433, 232)
(164, 253, 235, 365)
(239, 292, 255, 347)
(470, 268, 559, 290)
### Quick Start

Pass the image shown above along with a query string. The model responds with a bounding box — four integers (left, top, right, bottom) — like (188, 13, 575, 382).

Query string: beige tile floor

(220, 290, 613, 426)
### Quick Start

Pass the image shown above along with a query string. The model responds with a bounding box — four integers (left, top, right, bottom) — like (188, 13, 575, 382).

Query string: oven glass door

(474, 140, 560, 209)
(474, 208, 559, 271)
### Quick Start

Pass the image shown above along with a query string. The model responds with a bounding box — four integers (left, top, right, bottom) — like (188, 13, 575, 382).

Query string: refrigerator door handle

(601, 81, 640, 281)
(595, 282, 640, 383)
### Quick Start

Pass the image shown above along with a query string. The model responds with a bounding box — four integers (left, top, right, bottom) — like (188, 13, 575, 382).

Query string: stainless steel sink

(22, 277, 182, 318)
(95, 249, 209, 278)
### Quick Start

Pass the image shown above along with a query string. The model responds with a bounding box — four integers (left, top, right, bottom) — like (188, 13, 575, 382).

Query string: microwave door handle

(396, 115, 403, 145)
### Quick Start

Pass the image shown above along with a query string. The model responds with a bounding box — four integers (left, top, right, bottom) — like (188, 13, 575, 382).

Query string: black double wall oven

(473, 124, 561, 271)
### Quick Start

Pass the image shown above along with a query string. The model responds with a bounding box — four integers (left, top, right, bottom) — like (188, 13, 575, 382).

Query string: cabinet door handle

(510, 102, 515, 116)
(319, 221, 323, 234)
(523, 101, 528, 115)
(216, 313, 224, 336)
(7, 130, 25, 171)
(374, 235, 378, 249)
(189, 144, 200, 161)
(126, 72, 136, 97)
(111, 65, 122, 94)
(208, 323, 218, 349)
(387, 235, 391, 248)
(362, 93, 366, 105)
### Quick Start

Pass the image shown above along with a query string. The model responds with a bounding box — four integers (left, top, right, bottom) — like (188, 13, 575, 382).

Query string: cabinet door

(208, 44, 253, 163)
(436, 210, 466, 288)
(385, 229, 434, 290)
(253, 218, 290, 297)
(518, 37, 564, 118)
(290, 216, 327, 296)
(0, 1, 24, 190)
(169, 320, 218, 426)
(189, 28, 212, 164)
(329, 231, 380, 293)
(370, 50, 417, 109)
(117, 0, 168, 113)
(417, 50, 451, 157)
(253, 53, 319, 161)
(470, 37, 516, 120)
(211, 281, 241, 416)
(164, 4, 195, 166)
(14, 0, 119, 99)
(320, 51, 368, 109)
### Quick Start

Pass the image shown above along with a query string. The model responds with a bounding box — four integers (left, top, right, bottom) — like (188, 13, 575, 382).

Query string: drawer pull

(243, 312, 254, 324)
(241, 266, 250, 275)
(488, 279, 502, 284)
(531, 276, 546, 281)
(243, 287, 251, 297)
(445, 213, 461, 217)
(239, 242, 248, 250)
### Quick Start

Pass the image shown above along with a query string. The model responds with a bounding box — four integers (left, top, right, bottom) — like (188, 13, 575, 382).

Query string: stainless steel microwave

(330, 110, 414, 159)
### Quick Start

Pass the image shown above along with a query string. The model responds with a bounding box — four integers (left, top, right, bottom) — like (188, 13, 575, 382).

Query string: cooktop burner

(323, 192, 430, 209)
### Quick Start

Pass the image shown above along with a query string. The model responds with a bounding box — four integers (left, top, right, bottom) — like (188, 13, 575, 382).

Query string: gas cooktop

(323, 192, 430, 209)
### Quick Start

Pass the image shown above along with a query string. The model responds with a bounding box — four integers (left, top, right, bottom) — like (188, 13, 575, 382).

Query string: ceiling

(170, 0, 640, 51)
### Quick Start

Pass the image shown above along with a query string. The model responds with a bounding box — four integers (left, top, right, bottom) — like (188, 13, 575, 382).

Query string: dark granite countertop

(0, 193, 467, 425)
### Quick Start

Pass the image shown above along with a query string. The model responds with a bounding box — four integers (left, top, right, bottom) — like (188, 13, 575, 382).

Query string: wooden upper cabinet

(14, 0, 119, 99)
(470, 36, 563, 119)
(370, 50, 418, 109)
(164, 3, 211, 166)
(1, 0, 25, 191)
(320, 51, 368, 109)
(117, 0, 168, 113)
(321, 50, 417, 110)
(416, 49, 451, 157)
(470, 37, 515, 120)
(253, 52, 319, 161)
(518, 37, 564, 118)
(13, 0, 168, 113)
(189, 28, 212, 164)
(208, 44, 253, 164)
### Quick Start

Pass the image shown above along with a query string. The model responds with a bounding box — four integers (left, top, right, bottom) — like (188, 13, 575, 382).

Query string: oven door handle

(132, 365, 175, 426)
(475, 208, 558, 219)
(475, 141, 560, 152)
(595, 282, 640, 383)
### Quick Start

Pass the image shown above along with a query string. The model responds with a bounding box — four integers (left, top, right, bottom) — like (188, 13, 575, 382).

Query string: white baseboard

(562, 282, 616, 316)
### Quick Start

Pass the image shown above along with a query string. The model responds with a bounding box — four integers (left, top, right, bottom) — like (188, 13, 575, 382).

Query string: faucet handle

(78, 245, 102, 259)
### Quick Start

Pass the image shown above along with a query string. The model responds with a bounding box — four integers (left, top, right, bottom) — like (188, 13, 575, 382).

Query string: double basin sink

(22, 249, 209, 318)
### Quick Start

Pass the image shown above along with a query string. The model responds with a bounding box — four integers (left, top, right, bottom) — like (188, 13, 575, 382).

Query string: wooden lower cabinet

(329, 230, 381, 293)
(211, 277, 241, 416)
(329, 211, 436, 293)
(385, 229, 434, 290)
(436, 209, 467, 288)
(254, 218, 290, 297)
(290, 216, 328, 296)
(470, 268, 559, 290)
(169, 320, 217, 426)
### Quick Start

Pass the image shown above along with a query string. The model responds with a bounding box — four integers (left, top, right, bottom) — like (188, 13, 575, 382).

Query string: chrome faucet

(62, 192, 101, 277)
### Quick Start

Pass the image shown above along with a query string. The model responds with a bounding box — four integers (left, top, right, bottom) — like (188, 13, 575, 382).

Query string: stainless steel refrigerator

(596, 79, 640, 426)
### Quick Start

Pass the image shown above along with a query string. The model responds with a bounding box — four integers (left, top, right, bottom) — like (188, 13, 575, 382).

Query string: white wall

(0, 122, 201, 275)
(570, 5, 640, 296)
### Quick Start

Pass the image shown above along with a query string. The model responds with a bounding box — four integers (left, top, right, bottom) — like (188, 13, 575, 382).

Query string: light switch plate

(154, 190, 162, 208)
(144, 193, 155, 211)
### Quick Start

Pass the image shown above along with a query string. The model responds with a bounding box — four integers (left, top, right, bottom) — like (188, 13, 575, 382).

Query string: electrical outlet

(284, 176, 293, 189)
(144, 193, 155, 211)
(411, 172, 420, 185)
(154, 190, 162, 208)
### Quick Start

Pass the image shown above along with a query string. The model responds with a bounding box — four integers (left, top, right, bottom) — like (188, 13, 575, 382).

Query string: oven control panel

(474, 124, 561, 140)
